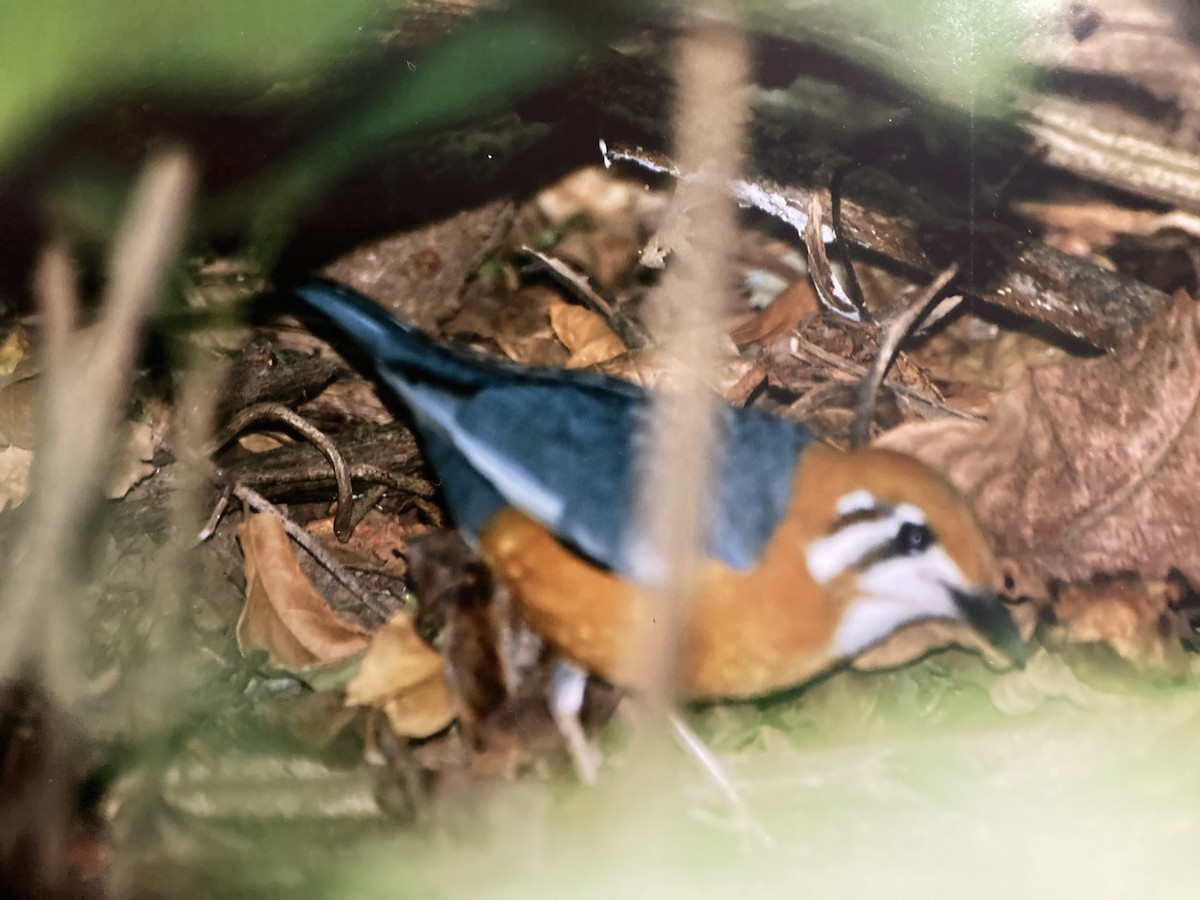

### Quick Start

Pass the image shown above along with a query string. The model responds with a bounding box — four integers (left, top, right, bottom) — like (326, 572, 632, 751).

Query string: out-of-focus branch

(631, 17, 747, 710)
(0, 150, 196, 695)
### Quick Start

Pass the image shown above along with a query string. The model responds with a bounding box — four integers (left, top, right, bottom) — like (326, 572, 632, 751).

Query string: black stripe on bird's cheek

(845, 524, 940, 576)
(850, 540, 906, 574)
(829, 505, 893, 533)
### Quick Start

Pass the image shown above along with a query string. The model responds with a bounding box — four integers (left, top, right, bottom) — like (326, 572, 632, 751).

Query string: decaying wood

(611, 143, 1172, 350)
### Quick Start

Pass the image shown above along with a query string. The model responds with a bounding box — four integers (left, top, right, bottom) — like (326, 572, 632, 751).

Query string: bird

(291, 278, 1026, 704)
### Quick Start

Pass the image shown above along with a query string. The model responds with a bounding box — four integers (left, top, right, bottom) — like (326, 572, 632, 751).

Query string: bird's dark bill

(952, 588, 1027, 667)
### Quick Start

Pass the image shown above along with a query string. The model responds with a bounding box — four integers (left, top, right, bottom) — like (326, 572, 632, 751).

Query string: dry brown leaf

(878, 292, 1200, 601)
(548, 300, 627, 369)
(447, 285, 569, 369)
(728, 280, 818, 348)
(988, 648, 1124, 716)
(594, 348, 667, 388)
(1049, 574, 1188, 673)
(322, 198, 517, 333)
(0, 329, 31, 379)
(306, 508, 419, 578)
(404, 529, 540, 749)
(236, 512, 370, 670)
(915, 327, 1066, 392)
(852, 616, 1014, 672)
(495, 334, 569, 368)
(0, 446, 32, 511)
(1019, 201, 1200, 255)
(346, 611, 456, 739)
(0, 378, 36, 449)
(711, 355, 767, 405)
(296, 376, 393, 426)
(1018, 201, 1161, 255)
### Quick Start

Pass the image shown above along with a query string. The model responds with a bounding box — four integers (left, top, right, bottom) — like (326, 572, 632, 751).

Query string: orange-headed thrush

(294, 279, 1026, 700)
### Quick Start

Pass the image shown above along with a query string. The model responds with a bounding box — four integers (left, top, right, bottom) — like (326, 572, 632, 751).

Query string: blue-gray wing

(293, 277, 812, 574)
(411, 377, 811, 575)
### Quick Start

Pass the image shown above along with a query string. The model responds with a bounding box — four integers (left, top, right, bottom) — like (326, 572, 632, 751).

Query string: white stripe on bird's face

(805, 490, 974, 659)
(805, 496, 929, 586)
(834, 488, 878, 517)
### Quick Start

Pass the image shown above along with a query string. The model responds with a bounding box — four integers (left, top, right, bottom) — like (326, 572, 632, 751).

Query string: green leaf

(738, 0, 1031, 117)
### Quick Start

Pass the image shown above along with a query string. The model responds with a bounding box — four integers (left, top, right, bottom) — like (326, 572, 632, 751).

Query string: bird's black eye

(895, 522, 935, 555)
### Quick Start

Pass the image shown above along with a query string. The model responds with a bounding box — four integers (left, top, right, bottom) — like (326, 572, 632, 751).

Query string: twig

(213, 402, 356, 541)
(802, 193, 864, 321)
(517, 247, 653, 349)
(789, 333, 982, 422)
(198, 483, 234, 543)
(233, 485, 398, 623)
(849, 262, 961, 447)
(204, 416, 438, 542)
(0, 150, 196, 692)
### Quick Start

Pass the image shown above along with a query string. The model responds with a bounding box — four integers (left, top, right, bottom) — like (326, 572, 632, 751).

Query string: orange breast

(477, 467, 842, 700)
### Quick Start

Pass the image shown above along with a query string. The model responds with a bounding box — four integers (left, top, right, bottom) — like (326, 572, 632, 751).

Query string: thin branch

(632, 18, 747, 708)
(233, 485, 398, 624)
(214, 403, 356, 541)
(849, 262, 960, 447)
(0, 151, 196, 692)
(789, 333, 981, 422)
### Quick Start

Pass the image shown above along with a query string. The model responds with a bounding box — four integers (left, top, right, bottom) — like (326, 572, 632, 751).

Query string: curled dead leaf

(878, 292, 1200, 601)
(236, 512, 370, 672)
(346, 611, 456, 739)
(728, 280, 818, 348)
(548, 300, 627, 369)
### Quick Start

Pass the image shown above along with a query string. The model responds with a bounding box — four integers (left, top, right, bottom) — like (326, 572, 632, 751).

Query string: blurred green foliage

(0, 0, 391, 167)
(248, 9, 595, 257)
(3, 0, 1030, 262)
(320, 652, 1200, 899)
(739, 0, 1031, 116)
(2, 0, 600, 262)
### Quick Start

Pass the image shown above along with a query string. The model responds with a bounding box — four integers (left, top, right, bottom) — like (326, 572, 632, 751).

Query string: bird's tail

(292, 278, 495, 389)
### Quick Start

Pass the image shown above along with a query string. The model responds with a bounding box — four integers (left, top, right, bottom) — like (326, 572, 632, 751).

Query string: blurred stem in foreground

(0, 151, 196, 698)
